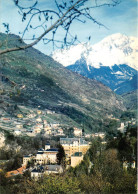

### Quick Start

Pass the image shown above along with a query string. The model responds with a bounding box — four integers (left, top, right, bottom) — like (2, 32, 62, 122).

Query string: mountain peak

(53, 33, 138, 70)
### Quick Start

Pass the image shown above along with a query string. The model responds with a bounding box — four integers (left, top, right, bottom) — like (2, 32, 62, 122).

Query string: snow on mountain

(52, 33, 138, 70)
(53, 43, 87, 67)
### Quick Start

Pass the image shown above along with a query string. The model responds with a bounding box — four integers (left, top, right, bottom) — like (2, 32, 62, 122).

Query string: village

(5, 135, 136, 180)
(0, 105, 136, 180)
(0, 104, 108, 138)
(5, 137, 91, 179)
(0, 103, 136, 138)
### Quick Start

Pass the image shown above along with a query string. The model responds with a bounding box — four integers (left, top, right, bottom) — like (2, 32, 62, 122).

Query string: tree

(68, 127, 74, 138)
(56, 144, 66, 168)
(0, 0, 120, 55)
(107, 125, 137, 163)
(14, 174, 81, 194)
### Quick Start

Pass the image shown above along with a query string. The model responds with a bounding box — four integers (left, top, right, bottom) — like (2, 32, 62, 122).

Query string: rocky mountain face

(121, 90, 138, 110)
(53, 33, 138, 94)
(0, 33, 126, 132)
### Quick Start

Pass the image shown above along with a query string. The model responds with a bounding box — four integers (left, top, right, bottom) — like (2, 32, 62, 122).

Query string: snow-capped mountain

(52, 33, 138, 94)
(53, 33, 138, 70)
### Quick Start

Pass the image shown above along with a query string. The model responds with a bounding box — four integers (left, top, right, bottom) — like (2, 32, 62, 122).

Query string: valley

(0, 0, 137, 193)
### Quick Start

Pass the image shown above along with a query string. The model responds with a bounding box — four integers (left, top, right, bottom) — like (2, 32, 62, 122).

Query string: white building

(23, 154, 33, 165)
(16, 124, 23, 129)
(123, 161, 136, 169)
(28, 114, 36, 118)
(43, 120, 48, 125)
(91, 132, 105, 139)
(31, 165, 63, 179)
(117, 123, 125, 132)
(34, 123, 43, 133)
(23, 144, 58, 166)
(74, 128, 82, 137)
(35, 144, 58, 164)
(98, 132, 105, 139)
(36, 117, 42, 122)
(14, 130, 21, 136)
(58, 128, 64, 135)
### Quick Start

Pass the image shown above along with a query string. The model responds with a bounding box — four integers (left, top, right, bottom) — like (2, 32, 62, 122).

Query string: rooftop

(23, 155, 31, 158)
(45, 165, 62, 171)
(60, 138, 88, 145)
(39, 148, 44, 151)
(31, 166, 44, 173)
(6, 165, 26, 177)
(72, 152, 83, 157)
(31, 165, 62, 173)
(45, 148, 58, 152)
(37, 152, 44, 154)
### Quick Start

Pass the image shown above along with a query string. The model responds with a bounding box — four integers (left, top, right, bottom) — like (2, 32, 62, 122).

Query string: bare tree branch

(0, 0, 120, 55)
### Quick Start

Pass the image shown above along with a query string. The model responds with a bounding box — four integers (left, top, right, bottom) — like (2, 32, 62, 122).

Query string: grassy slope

(121, 90, 137, 110)
(0, 33, 126, 132)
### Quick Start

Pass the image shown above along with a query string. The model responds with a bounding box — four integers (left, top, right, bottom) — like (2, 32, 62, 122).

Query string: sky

(0, 0, 137, 55)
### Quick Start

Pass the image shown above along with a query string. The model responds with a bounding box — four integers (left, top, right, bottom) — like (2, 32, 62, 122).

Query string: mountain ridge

(52, 33, 138, 94)
(53, 33, 138, 70)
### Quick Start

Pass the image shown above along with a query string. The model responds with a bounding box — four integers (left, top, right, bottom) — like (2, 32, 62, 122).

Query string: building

(34, 127, 41, 133)
(74, 128, 82, 137)
(50, 123, 59, 128)
(2, 118, 11, 122)
(91, 132, 105, 139)
(45, 130, 52, 135)
(71, 152, 83, 167)
(98, 132, 105, 139)
(58, 128, 64, 135)
(6, 165, 26, 178)
(46, 110, 53, 114)
(37, 110, 42, 115)
(35, 147, 58, 164)
(23, 154, 33, 165)
(34, 124, 43, 133)
(17, 114, 23, 118)
(60, 138, 90, 158)
(14, 130, 21, 136)
(85, 134, 91, 138)
(6, 170, 19, 177)
(44, 125, 52, 132)
(31, 165, 63, 179)
(36, 117, 42, 122)
(123, 161, 136, 169)
(27, 113, 36, 118)
(31, 165, 44, 179)
(23, 145, 58, 165)
(16, 124, 23, 129)
(43, 120, 48, 125)
(44, 165, 63, 175)
(117, 123, 125, 132)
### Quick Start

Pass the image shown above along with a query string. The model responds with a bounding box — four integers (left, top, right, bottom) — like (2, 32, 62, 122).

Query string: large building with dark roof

(60, 138, 90, 158)
(31, 165, 63, 179)
(23, 145, 58, 165)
